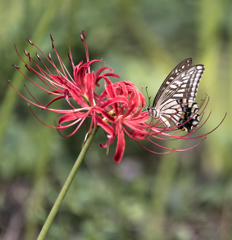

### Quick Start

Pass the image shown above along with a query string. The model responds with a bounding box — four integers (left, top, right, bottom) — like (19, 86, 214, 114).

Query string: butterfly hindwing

(160, 99, 200, 132)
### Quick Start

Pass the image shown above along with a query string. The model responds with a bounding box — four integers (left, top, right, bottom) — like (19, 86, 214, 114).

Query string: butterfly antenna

(146, 87, 151, 106)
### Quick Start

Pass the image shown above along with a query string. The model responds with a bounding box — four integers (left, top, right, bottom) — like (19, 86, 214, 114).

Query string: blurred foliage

(0, 0, 232, 239)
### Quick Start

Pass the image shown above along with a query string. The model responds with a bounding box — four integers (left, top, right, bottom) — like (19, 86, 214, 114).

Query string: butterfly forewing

(156, 64, 204, 107)
(153, 58, 192, 106)
(184, 65, 204, 101)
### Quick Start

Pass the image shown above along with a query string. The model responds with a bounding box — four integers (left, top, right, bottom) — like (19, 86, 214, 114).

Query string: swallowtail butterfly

(146, 58, 205, 132)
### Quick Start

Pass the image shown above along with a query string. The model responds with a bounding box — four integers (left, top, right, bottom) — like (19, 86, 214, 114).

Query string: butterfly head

(146, 106, 152, 117)
(146, 106, 159, 119)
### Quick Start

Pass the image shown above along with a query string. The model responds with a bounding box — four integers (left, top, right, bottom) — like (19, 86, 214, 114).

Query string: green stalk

(37, 127, 98, 240)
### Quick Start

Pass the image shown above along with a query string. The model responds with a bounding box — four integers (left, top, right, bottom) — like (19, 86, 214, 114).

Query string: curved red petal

(113, 122, 125, 163)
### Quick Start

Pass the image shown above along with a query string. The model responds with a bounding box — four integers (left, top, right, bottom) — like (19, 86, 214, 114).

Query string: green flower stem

(37, 127, 99, 240)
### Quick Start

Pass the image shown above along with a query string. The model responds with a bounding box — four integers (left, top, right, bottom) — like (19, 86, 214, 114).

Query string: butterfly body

(147, 58, 204, 132)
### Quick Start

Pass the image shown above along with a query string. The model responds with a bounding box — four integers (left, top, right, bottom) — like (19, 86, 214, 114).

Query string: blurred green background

(0, 0, 231, 239)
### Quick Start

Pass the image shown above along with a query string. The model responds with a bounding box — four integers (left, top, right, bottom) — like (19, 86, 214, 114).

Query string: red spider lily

(10, 32, 226, 163)
(98, 81, 150, 162)
(10, 32, 120, 137)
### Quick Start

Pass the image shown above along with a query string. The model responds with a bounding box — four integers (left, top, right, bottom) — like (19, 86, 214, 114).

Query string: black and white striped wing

(155, 64, 204, 107)
(153, 61, 205, 131)
(153, 58, 192, 106)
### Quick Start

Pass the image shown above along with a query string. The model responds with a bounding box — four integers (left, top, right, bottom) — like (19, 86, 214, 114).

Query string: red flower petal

(113, 122, 125, 163)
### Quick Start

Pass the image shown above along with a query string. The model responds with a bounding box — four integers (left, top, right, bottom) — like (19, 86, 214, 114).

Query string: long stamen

(28, 103, 64, 130)
(24, 84, 43, 105)
(80, 31, 90, 73)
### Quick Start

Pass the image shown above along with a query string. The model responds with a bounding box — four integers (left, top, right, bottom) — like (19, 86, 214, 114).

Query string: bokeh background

(0, 0, 231, 239)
